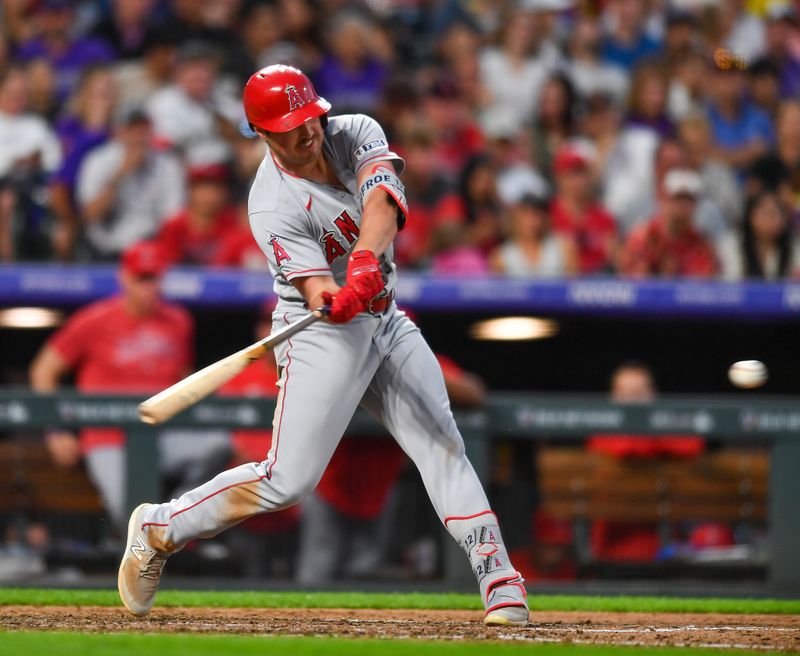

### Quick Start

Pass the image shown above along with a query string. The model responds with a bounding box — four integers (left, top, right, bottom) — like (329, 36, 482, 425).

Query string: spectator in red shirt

(550, 142, 618, 274)
(156, 164, 239, 266)
(29, 241, 231, 531)
(296, 332, 487, 583)
(586, 361, 703, 562)
(619, 169, 719, 277)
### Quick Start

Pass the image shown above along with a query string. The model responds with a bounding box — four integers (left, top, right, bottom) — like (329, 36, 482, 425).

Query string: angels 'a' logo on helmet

(284, 84, 306, 111)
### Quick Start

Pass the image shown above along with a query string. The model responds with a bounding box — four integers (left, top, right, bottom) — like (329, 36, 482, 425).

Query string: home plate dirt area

(2, 606, 799, 650)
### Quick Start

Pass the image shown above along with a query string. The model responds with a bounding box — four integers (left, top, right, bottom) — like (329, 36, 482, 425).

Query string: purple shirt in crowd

(53, 115, 109, 193)
(15, 37, 115, 101)
(313, 58, 387, 114)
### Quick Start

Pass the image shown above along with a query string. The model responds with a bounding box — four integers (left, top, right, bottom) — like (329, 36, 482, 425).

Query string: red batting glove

(321, 288, 365, 324)
(347, 250, 384, 304)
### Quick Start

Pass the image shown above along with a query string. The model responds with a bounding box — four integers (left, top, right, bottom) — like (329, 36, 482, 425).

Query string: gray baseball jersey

(248, 115, 401, 308)
(139, 114, 524, 615)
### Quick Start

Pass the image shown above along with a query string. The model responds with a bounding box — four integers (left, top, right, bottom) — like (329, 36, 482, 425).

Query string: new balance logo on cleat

(130, 536, 148, 561)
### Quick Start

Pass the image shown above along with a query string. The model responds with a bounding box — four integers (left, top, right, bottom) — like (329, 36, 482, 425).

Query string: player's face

(120, 270, 162, 315)
(265, 118, 325, 168)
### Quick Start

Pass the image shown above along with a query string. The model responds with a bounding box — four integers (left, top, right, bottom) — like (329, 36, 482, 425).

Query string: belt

(367, 288, 395, 316)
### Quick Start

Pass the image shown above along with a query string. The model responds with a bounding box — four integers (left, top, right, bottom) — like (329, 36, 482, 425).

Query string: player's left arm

(351, 158, 407, 257)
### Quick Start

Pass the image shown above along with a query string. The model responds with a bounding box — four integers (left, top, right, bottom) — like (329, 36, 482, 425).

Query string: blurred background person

(156, 164, 239, 266)
(624, 61, 674, 138)
(112, 29, 178, 109)
(599, 0, 662, 72)
(528, 73, 578, 183)
(146, 41, 241, 166)
(619, 169, 718, 277)
(28, 241, 231, 532)
(566, 14, 629, 108)
(0, 65, 62, 261)
(479, 5, 560, 137)
(14, 0, 115, 105)
(456, 154, 504, 260)
(76, 106, 185, 260)
(586, 361, 704, 563)
(716, 189, 800, 280)
(90, 0, 159, 61)
(313, 10, 389, 116)
(490, 192, 577, 278)
(550, 141, 618, 275)
(49, 65, 118, 261)
(705, 48, 774, 173)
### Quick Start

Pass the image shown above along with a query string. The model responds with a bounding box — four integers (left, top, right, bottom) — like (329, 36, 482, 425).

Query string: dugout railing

(0, 391, 798, 591)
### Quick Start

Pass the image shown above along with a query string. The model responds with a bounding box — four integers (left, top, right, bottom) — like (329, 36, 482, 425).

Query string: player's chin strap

(359, 164, 408, 229)
(445, 512, 526, 611)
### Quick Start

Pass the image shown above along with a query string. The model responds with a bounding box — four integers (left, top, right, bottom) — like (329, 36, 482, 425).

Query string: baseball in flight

(728, 360, 768, 389)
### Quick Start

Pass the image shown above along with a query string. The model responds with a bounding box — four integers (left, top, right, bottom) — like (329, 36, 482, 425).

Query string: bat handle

(312, 304, 331, 319)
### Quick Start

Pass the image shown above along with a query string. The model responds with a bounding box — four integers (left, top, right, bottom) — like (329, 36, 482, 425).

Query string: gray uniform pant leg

(140, 314, 381, 553)
(84, 446, 126, 530)
(363, 310, 491, 522)
(296, 493, 346, 584)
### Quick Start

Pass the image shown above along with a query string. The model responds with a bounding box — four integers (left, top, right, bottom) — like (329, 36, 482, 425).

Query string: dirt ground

(2, 606, 799, 651)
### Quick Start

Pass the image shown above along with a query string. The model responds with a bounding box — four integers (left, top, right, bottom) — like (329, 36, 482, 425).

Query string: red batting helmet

(243, 65, 331, 133)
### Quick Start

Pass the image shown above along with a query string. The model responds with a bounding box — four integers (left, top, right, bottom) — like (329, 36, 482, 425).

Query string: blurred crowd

(1, 0, 800, 280)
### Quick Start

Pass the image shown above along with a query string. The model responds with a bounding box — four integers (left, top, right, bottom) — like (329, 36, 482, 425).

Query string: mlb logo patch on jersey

(354, 139, 387, 161)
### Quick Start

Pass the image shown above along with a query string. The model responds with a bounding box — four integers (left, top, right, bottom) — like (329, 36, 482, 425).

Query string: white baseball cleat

(484, 578, 529, 626)
(118, 503, 167, 616)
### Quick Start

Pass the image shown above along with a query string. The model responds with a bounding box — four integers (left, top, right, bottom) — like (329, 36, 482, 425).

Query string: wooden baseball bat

(138, 308, 326, 425)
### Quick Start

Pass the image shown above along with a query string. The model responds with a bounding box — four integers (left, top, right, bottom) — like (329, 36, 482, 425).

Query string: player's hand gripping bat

(138, 306, 328, 425)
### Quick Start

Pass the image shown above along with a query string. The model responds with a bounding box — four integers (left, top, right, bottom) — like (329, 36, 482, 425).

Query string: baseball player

(118, 65, 529, 626)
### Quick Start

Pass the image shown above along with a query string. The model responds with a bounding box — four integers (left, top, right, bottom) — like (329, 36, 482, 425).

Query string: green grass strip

(0, 632, 773, 656)
(1, 588, 799, 615)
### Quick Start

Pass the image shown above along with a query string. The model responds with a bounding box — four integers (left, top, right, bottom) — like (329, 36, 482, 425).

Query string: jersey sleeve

(347, 115, 405, 176)
(48, 306, 99, 368)
(248, 210, 331, 281)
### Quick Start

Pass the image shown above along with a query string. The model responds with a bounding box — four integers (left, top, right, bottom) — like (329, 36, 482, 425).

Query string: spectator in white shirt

(0, 65, 62, 260)
(146, 41, 241, 165)
(77, 106, 185, 259)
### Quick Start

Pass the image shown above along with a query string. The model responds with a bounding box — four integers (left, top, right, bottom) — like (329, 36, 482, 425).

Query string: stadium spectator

(28, 240, 231, 531)
(550, 142, 618, 274)
(749, 57, 783, 120)
(565, 15, 629, 108)
(26, 57, 58, 122)
(599, 0, 662, 71)
(393, 124, 462, 268)
(716, 190, 800, 280)
(145, 41, 241, 166)
(586, 361, 704, 562)
(231, 0, 301, 80)
(76, 106, 185, 259)
(490, 193, 577, 278)
(422, 77, 485, 179)
(112, 29, 179, 110)
(156, 164, 239, 266)
(0, 65, 62, 261)
(211, 215, 269, 270)
(91, 0, 159, 61)
(661, 9, 699, 70)
(762, 5, 800, 99)
(619, 169, 718, 277)
(296, 344, 487, 583)
(667, 50, 711, 123)
(456, 154, 504, 258)
(49, 65, 118, 260)
(14, 0, 115, 104)
(713, 0, 766, 62)
(705, 48, 774, 173)
(529, 73, 578, 182)
(479, 6, 559, 135)
(679, 114, 743, 229)
(313, 11, 389, 116)
(747, 100, 800, 212)
(625, 62, 674, 138)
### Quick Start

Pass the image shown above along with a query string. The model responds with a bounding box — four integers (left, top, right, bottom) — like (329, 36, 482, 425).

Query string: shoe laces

(139, 552, 166, 580)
